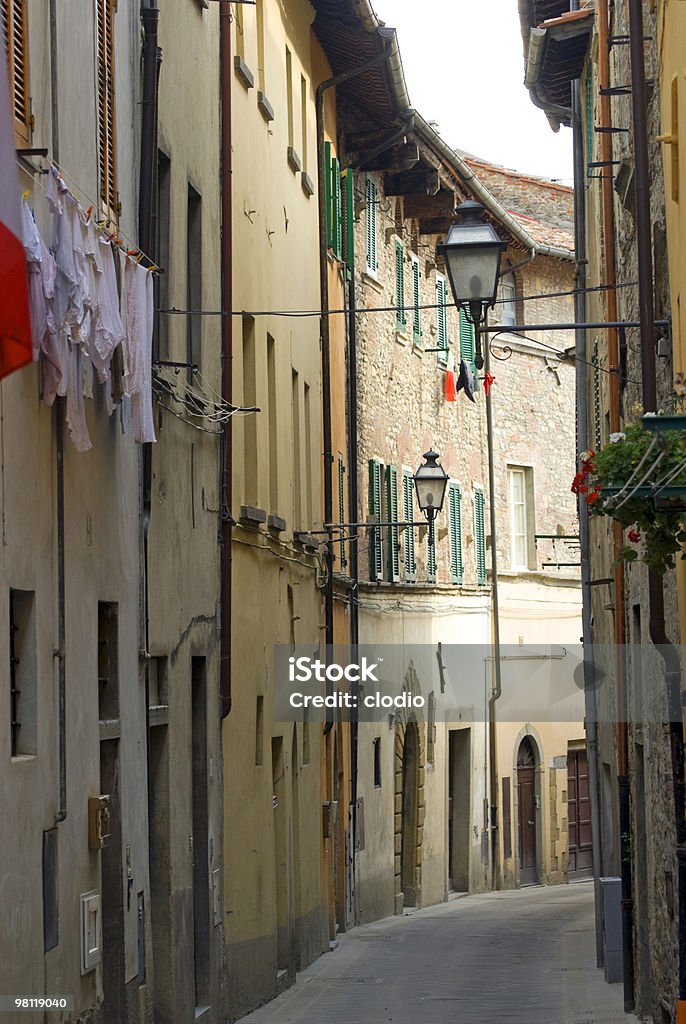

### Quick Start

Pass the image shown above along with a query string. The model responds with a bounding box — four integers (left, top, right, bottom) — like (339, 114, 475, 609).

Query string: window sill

(234, 56, 254, 91)
(362, 269, 383, 293)
(301, 171, 315, 197)
(412, 340, 424, 356)
(257, 90, 275, 123)
(287, 147, 302, 173)
(395, 328, 409, 345)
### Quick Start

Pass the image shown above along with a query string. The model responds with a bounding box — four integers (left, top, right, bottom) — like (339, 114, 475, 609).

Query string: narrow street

(239, 884, 638, 1024)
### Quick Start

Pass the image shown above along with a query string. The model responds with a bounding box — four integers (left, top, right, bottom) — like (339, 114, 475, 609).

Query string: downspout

(49, 0, 66, 823)
(596, 0, 633, 1006)
(627, 0, 686, 1012)
(316, 39, 392, 737)
(483, 322, 502, 891)
(220, 0, 233, 718)
(571, 57, 603, 969)
(347, 227, 360, 917)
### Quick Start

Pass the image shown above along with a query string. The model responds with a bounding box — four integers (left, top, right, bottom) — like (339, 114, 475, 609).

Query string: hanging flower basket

(571, 422, 686, 574)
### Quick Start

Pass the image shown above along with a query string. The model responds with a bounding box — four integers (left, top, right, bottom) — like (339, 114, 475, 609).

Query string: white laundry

(65, 344, 93, 452)
(119, 253, 156, 444)
(21, 200, 63, 401)
(92, 238, 125, 375)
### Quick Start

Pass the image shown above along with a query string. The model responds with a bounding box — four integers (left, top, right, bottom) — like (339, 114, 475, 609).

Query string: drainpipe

(219, 0, 233, 718)
(49, 0, 66, 824)
(571, 61, 603, 967)
(316, 39, 392, 737)
(596, 0, 633, 1005)
(627, 0, 686, 1013)
(347, 239, 360, 918)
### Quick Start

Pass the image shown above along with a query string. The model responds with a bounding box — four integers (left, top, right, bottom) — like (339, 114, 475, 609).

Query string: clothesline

(17, 159, 160, 274)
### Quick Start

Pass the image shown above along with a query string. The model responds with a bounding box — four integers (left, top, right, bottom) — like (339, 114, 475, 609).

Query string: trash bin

(599, 876, 623, 984)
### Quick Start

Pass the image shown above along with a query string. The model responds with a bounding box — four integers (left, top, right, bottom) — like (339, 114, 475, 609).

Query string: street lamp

(438, 200, 507, 370)
(413, 450, 449, 524)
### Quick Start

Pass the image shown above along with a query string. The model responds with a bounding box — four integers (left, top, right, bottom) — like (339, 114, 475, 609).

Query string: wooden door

(517, 737, 537, 886)
(567, 747, 593, 879)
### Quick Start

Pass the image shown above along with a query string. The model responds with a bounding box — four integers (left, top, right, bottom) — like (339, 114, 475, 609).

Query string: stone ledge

(234, 55, 254, 90)
(301, 171, 315, 197)
(257, 90, 275, 122)
(268, 513, 287, 533)
(239, 504, 267, 527)
(361, 269, 383, 293)
(287, 146, 302, 173)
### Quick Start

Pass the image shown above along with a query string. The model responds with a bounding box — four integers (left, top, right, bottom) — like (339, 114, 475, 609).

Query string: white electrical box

(80, 891, 101, 973)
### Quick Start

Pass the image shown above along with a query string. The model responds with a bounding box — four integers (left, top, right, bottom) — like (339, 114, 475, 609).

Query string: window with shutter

(592, 337, 601, 451)
(2, 0, 31, 147)
(331, 156, 342, 260)
(96, 0, 117, 215)
(365, 177, 377, 273)
(448, 482, 463, 585)
(338, 456, 347, 572)
(427, 519, 436, 583)
(386, 465, 400, 583)
(325, 141, 333, 248)
(395, 241, 406, 328)
(411, 254, 421, 343)
(474, 488, 487, 586)
(402, 470, 416, 582)
(459, 306, 476, 373)
(368, 459, 383, 581)
(436, 273, 448, 355)
(499, 272, 516, 328)
(340, 168, 354, 268)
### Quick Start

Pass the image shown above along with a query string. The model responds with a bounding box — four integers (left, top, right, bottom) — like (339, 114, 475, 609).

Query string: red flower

(586, 489, 602, 506)
(571, 473, 584, 494)
(628, 528, 641, 543)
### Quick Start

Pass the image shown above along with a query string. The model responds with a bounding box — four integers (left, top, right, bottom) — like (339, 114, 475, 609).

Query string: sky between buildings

(372, 0, 574, 184)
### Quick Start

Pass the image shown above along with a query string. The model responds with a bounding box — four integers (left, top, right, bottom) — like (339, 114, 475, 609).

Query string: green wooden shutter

(585, 64, 594, 177)
(395, 241, 406, 327)
(427, 518, 437, 583)
(341, 168, 354, 268)
(474, 488, 487, 586)
(436, 276, 448, 354)
(325, 141, 333, 249)
(386, 465, 400, 583)
(365, 177, 377, 272)
(338, 456, 347, 572)
(412, 256, 421, 343)
(592, 337, 601, 451)
(332, 156, 342, 259)
(402, 470, 416, 582)
(368, 459, 383, 581)
(459, 306, 475, 372)
(448, 482, 463, 585)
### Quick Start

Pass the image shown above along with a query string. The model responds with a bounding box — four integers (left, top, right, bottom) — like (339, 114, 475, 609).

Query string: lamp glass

(438, 201, 507, 309)
(413, 450, 449, 520)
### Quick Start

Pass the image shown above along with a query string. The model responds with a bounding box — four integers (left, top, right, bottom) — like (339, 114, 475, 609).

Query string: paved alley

(238, 884, 639, 1024)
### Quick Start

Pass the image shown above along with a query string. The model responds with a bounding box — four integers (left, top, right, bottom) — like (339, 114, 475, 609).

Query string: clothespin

(126, 249, 138, 258)
(147, 264, 159, 274)
(135, 251, 146, 265)
(85, 205, 93, 223)
(22, 190, 30, 201)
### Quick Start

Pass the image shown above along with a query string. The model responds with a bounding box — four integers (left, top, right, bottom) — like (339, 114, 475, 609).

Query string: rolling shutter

(96, 0, 117, 214)
(2, 0, 31, 146)
(386, 465, 400, 583)
(368, 459, 383, 581)
(474, 488, 487, 586)
(402, 470, 416, 582)
(448, 482, 463, 585)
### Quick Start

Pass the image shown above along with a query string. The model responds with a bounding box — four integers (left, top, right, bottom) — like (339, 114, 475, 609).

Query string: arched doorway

(400, 720, 420, 906)
(517, 736, 538, 886)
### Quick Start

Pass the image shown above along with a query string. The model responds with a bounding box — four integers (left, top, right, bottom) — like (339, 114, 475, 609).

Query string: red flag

(444, 351, 457, 402)
(0, 42, 32, 380)
(483, 371, 494, 397)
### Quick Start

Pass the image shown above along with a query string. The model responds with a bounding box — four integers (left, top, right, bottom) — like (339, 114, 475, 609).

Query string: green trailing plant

(572, 422, 686, 574)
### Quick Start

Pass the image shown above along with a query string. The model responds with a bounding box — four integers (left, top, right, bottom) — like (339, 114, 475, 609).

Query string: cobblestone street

(239, 884, 639, 1024)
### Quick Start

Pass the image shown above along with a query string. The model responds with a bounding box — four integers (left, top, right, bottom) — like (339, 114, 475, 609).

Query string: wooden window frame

(474, 487, 487, 587)
(2, 0, 32, 147)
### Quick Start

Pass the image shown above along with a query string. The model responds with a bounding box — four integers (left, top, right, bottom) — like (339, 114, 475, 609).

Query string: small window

(499, 272, 516, 328)
(187, 184, 202, 375)
(508, 467, 535, 569)
(255, 695, 264, 766)
(337, 455, 347, 572)
(373, 738, 381, 788)
(427, 693, 436, 766)
(436, 273, 448, 354)
(3, 0, 31, 146)
(474, 488, 487, 586)
(98, 602, 119, 721)
(96, 0, 117, 214)
(411, 253, 421, 343)
(365, 177, 378, 273)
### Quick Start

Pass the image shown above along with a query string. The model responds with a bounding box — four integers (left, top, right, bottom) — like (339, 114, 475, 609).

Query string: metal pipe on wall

(220, 0, 233, 719)
(627, 0, 686, 1012)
